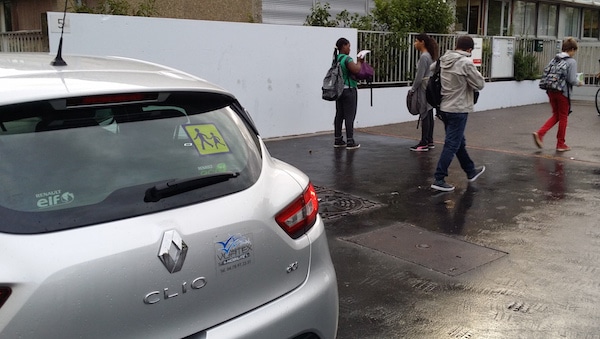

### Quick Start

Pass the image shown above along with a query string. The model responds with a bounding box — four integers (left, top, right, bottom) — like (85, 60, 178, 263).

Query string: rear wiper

(144, 172, 240, 202)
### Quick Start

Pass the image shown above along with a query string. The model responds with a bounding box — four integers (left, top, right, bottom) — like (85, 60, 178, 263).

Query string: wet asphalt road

(266, 101, 600, 338)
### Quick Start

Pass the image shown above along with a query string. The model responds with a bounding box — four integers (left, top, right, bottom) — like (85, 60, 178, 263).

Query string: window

(537, 3, 558, 37)
(456, 0, 482, 34)
(487, 0, 510, 36)
(512, 1, 536, 37)
(564, 6, 580, 38)
(0, 92, 263, 234)
(583, 8, 599, 39)
(1, 1, 12, 32)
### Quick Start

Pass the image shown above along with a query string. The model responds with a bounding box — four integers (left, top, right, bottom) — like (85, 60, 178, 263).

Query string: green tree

(99, 0, 130, 15)
(304, 2, 337, 27)
(372, 0, 454, 34)
(134, 0, 157, 17)
(306, 0, 454, 34)
(70, 0, 157, 17)
(407, 0, 454, 34)
(371, 0, 411, 33)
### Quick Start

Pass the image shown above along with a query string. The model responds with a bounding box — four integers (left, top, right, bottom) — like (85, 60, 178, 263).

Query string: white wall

(46, 12, 548, 139)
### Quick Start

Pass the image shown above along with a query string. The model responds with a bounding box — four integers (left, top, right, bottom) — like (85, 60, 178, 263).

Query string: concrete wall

(46, 12, 549, 139)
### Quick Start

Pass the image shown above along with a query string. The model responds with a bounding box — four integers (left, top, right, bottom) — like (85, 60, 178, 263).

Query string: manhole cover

(315, 186, 382, 220)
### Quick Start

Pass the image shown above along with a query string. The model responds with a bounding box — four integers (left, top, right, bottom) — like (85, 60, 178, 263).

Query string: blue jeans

(434, 112, 476, 181)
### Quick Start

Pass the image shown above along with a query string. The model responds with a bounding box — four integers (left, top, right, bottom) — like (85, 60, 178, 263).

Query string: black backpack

(322, 52, 345, 101)
(426, 60, 442, 108)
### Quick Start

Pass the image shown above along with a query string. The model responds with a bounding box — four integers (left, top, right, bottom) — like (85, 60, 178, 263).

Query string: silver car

(0, 53, 338, 339)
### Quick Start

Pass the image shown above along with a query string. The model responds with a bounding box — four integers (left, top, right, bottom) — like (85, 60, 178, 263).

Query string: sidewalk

(265, 94, 600, 338)
(358, 99, 600, 165)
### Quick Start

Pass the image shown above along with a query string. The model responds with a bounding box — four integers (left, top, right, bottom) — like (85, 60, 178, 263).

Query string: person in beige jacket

(430, 35, 486, 192)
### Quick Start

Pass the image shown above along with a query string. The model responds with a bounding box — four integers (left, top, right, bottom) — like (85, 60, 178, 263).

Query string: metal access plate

(342, 223, 508, 276)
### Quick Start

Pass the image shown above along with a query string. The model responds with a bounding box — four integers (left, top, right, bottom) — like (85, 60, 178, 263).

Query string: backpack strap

(567, 82, 572, 115)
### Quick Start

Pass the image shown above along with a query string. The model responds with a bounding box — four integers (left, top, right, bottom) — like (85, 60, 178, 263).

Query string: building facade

(1, 0, 262, 32)
(262, 0, 600, 41)
(453, 0, 600, 40)
(2, 0, 600, 42)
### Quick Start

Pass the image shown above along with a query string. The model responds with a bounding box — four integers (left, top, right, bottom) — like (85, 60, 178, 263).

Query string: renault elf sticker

(197, 163, 228, 175)
(35, 190, 75, 208)
(183, 124, 230, 155)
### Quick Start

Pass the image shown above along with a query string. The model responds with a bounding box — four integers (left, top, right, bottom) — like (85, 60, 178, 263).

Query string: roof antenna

(51, 0, 68, 66)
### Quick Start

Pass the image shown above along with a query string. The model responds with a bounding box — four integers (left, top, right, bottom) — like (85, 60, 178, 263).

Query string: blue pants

(434, 112, 476, 181)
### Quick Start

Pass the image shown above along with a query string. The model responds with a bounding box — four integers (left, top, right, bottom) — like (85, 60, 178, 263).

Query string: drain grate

(315, 186, 382, 220)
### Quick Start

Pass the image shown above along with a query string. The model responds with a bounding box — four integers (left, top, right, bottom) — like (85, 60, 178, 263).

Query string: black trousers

(419, 108, 435, 145)
(334, 88, 357, 142)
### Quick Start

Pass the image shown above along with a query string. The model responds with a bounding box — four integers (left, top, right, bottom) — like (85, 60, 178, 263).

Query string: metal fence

(3, 28, 600, 85)
(577, 42, 600, 84)
(0, 30, 48, 53)
(358, 31, 600, 86)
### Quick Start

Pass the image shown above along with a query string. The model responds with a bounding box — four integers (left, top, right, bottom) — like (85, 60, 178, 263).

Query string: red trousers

(537, 91, 569, 148)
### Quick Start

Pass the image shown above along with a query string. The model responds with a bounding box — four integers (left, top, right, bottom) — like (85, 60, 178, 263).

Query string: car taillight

(0, 287, 11, 308)
(275, 183, 319, 239)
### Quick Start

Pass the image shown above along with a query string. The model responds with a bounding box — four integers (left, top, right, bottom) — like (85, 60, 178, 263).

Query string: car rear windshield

(0, 91, 262, 234)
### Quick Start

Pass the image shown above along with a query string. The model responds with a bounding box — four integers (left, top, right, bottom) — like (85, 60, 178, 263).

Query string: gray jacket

(411, 52, 433, 116)
(434, 49, 485, 113)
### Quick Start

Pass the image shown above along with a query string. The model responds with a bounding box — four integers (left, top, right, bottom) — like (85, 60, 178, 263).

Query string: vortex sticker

(215, 234, 253, 274)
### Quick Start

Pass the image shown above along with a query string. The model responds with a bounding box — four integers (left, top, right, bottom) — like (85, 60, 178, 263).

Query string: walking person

(533, 37, 583, 152)
(333, 37, 364, 150)
(431, 35, 486, 192)
(409, 33, 438, 152)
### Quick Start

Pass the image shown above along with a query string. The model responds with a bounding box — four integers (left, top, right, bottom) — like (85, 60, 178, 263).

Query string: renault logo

(158, 230, 188, 273)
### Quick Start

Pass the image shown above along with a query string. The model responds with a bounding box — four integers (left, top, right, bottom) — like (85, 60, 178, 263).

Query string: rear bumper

(197, 217, 338, 339)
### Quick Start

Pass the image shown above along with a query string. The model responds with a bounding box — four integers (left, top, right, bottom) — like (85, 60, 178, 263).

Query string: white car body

(0, 53, 338, 339)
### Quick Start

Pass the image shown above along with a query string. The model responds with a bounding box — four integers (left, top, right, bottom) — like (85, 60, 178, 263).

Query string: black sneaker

(428, 143, 435, 149)
(409, 144, 429, 152)
(334, 140, 347, 148)
(347, 142, 360, 150)
(431, 179, 455, 192)
(467, 165, 486, 182)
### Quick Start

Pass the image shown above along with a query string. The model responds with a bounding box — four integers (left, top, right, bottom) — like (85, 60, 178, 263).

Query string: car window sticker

(183, 124, 230, 155)
(197, 163, 228, 175)
(35, 189, 75, 209)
